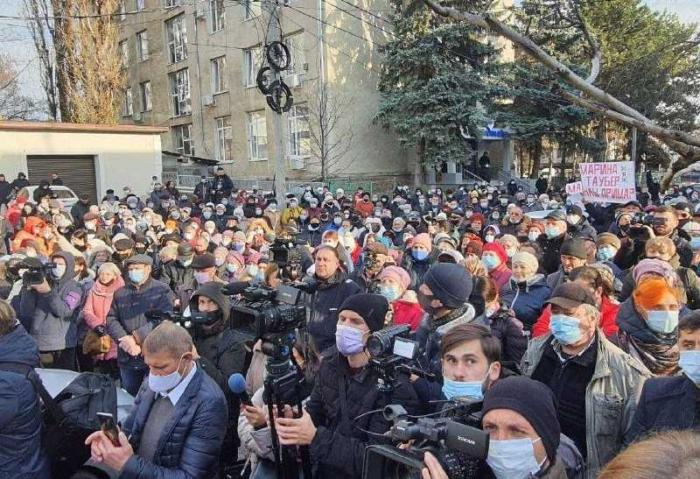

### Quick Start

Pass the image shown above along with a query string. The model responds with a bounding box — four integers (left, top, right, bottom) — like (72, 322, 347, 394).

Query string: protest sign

(578, 161, 636, 204)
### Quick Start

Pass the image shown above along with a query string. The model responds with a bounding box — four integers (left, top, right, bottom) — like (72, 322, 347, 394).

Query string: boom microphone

(228, 373, 253, 406)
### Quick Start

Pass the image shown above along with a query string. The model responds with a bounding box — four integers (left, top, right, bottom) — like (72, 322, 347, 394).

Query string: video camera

(269, 238, 305, 282)
(627, 212, 655, 239)
(362, 404, 489, 479)
(145, 310, 214, 331)
(14, 259, 55, 287)
(230, 284, 305, 339)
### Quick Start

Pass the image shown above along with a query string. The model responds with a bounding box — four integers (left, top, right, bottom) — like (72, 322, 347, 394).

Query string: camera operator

(306, 245, 361, 353)
(106, 254, 174, 395)
(19, 252, 84, 370)
(273, 294, 420, 479)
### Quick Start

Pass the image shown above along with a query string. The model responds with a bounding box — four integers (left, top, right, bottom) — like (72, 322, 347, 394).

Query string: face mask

(233, 242, 245, 252)
(148, 355, 188, 393)
(544, 226, 560, 239)
(370, 224, 381, 233)
(412, 249, 429, 261)
(52, 265, 66, 279)
(203, 212, 212, 219)
(597, 246, 616, 262)
(441, 374, 487, 401)
(226, 263, 238, 273)
(566, 214, 581, 225)
(679, 350, 700, 383)
(505, 248, 517, 258)
(128, 269, 146, 283)
(550, 314, 582, 345)
(247, 265, 259, 277)
(333, 217, 342, 226)
(194, 271, 210, 284)
(379, 284, 401, 302)
(482, 255, 500, 271)
(335, 324, 365, 356)
(480, 202, 489, 208)
(528, 231, 540, 242)
(646, 310, 679, 334)
(417, 290, 437, 315)
(184, 232, 195, 241)
(500, 198, 508, 206)
(487, 437, 544, 479)
(255, 209, 262, 216)
(690, 237, 700, 250)
(214, 257, 225, 267)
(484, 235, 495, 243)
(309, 224, 320, 231)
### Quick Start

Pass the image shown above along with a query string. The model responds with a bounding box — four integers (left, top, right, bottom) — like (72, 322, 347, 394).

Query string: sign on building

(578, 161, 636, 204)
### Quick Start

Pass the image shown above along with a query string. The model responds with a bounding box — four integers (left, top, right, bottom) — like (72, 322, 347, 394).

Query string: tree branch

(570, 0, 601, 84)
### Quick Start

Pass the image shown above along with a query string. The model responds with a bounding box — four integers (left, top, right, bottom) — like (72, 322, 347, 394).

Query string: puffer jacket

(106, 276, 174, 367)
(19, 252, 84, 351)
(307, 272, 361, 352)
(0, 326, 50, 479)
(521, 332, 650, 479)
(120, 367, 228, 479)
(415, 304, 476, 377)
(82, 275, 125, 361)
(11, 216, 49, 255)
(306, 348, 422, 479)
(500, 274, 551, 331)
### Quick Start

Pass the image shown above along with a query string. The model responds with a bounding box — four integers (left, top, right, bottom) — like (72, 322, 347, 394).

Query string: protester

(500, 251, 551, 331)
(377, 265, 423, 331)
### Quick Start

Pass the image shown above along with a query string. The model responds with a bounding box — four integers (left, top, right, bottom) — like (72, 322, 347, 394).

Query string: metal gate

(27, 155, 98, 203)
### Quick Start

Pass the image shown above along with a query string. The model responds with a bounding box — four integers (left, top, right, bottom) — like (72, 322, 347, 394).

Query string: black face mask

(135, 246, 147, 254)
(371, 225, 381, 233)
(417, 290, 437, 315)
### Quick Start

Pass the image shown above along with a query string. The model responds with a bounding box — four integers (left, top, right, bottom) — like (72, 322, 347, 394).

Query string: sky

(1, 0, 699, 108)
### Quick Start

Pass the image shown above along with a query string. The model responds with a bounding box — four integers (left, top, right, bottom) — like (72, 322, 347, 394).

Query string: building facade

(117, 0, 413, 186)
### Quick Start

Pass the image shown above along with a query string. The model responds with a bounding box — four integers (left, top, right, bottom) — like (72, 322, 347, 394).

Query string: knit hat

(511, 251, 538, 272)
(412, 233, 433, 252)
(339, 294, 390, 332)
(482, 242, 507, 265)
(423, 263, 473, 309)
(596, 233, 621, 250)
(633, 258, 676, 284)
(482, 376, 561, 462)
(377, 266, 411, 292)
(560, 238, 588, 260)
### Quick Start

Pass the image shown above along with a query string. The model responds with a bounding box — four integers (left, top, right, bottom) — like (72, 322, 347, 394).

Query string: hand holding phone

(97, 412, 121, 447)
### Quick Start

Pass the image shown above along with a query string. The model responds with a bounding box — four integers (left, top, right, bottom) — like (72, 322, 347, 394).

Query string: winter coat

(489, 263, 512, 290)
(11, 216, 49, 255)
(533, 296, 620, 339)
(500, 274, 551, 331)
(307, 272, 361, 352)
(161, 259, 194, 292)
(19, 252, 84, 351)
(401, 253, 433, 290)
(521, 332, 650, 479)
(474, 308, 528, 365)
(106, 277, 174, 368)
(305, 348, 422, 479)
(538, 233, 570, 275)
(0, 326, 50, 479)
(625, 375, 699, 445)
(82, 275, 125, 361)
(546, 268, 567, 290)
(280, 205, 303, 225)
(391, 297, 424, 332)
(120, 367, 228, 479)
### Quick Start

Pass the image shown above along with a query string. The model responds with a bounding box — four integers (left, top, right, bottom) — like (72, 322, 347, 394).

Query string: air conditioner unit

(286, 74, 302, 88)
(290, 157, 305, 170)
(203, 95, 216, 106)
(132, 111, 143, 122)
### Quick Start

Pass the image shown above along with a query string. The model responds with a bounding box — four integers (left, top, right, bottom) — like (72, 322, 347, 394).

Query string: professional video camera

(268, 238, 305, 281)
(362, 404, 489, 479)
(14, 258, 55, 287)
(230, 284, 305, 339)
(367, 325, 434, 393)
(144, 310, 213, 332)
(626, 212, 655, 239)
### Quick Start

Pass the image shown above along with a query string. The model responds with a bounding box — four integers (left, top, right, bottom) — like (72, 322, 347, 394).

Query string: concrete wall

(0, 127, 163, 199)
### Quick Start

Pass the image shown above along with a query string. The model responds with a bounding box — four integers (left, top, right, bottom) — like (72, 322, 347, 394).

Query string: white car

(18, 185, 80, 208)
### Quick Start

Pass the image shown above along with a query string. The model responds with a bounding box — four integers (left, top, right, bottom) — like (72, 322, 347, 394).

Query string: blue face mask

(487, 437, 545, 479)
(550, 314, 582, 345)
(128, 269, 146, 284)
(646, 310, 679, 334)
(544, 226, 561, 239)
(148, 354, 188, 393)
(679, 350, 700, 384)
(482, 255, 500, 271)
(412, 249, 429, 261)
(596, 246, 616, 262)
(441, 375, 487, 401)
(690, 237, 700, 251)
(379, 284, 401, 302)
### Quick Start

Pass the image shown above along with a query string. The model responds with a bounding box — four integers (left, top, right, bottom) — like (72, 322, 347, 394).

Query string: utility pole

(264, 0, 288, 205)
(630, 126, 638, 163)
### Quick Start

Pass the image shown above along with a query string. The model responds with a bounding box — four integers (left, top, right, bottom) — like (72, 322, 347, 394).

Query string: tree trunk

(52, 0, 73, 122)
(531, 140, 543, 178)
(596, 119, 607, 162)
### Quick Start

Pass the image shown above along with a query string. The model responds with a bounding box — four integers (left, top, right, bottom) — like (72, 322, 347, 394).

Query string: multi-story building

(117, 0, 413, 189)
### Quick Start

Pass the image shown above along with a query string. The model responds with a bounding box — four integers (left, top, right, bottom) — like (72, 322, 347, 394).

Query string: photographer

(274, 294, 420, 479)
(19, 252, 84, 370)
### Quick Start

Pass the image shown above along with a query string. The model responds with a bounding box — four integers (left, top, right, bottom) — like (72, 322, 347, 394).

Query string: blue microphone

(227, 373, 252, 406)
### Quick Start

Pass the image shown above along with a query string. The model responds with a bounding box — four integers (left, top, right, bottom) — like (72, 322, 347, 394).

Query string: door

(26, 155, 98, 203)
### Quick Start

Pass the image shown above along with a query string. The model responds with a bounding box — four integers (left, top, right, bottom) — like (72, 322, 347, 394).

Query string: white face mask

(487, 437, 545, 479)
(148, 355, 188, 393)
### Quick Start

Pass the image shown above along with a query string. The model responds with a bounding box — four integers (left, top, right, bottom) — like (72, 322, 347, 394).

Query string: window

(119, 40, 129, 67)
(122, 88, 133, 117)
(247, 111, 267, 161)
(210, 0, 225, 32)
(211, 56, 227, 93)
(243, 47, 260, 87)
(136, 0, 145, 11)
(169, 69, 191, 116)
(173, 124, 195, 156)
(288, 105, 310, 159)
(136, 30, 149, 61)
(244, 0, 261, 20)
(216, 117, 233, 162)
(166, 14, 187, 63)
(140, 81, 152, 112)
(164, 0, 184, 7)
(285, 33, 305, 75)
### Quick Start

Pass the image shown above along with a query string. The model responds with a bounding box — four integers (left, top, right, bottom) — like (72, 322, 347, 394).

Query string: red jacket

(532, 295, 620, 339)
(489, 264, 512, 290)
(391, 300, 424, 332)
(82, 276, 126, 361)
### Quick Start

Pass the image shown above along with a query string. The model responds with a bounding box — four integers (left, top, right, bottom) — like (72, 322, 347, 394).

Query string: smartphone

(97, 412, 120, 446)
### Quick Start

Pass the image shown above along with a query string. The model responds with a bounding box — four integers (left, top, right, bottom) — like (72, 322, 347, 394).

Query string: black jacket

(0, 180, 11, 204)
(161, 260, 194, 292)
(625, 375, 698, 444)
(306, 348, 422, 479)
(307, 272, 361, 352)
(538, 233, 570, 275)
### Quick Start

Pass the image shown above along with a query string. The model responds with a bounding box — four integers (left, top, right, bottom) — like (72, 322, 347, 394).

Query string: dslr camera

(362, 404, 489, 479)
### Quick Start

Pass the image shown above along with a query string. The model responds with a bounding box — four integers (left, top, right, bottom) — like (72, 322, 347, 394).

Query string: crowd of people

(1, 167, 700, 479)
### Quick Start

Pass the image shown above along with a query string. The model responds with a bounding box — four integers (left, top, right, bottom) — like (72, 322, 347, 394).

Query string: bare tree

(25, 0, 59, 119)
(304, 81, 356, 181)
(0, 55, 38, 120)
(422, 0, 700, 188)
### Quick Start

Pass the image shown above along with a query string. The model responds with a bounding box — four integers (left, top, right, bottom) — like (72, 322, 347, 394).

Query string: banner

(565, 181, 583, 195)
(578, 161, 636, 204)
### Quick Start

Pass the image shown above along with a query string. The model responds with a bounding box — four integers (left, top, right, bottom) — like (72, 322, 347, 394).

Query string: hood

(616, 297, 667, 344)
(51, 250, 76, 288)
(0, 326, 40, 366)
(23, 216, 45, 234)
(509, 273, 547, 291)
(189, 281, 230, 323)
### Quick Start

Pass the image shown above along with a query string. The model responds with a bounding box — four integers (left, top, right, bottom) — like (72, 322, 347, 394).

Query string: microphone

(228, 373, 252, 406)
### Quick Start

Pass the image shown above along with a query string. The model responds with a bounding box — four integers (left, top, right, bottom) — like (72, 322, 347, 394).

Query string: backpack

(0, 364, 117, 478)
